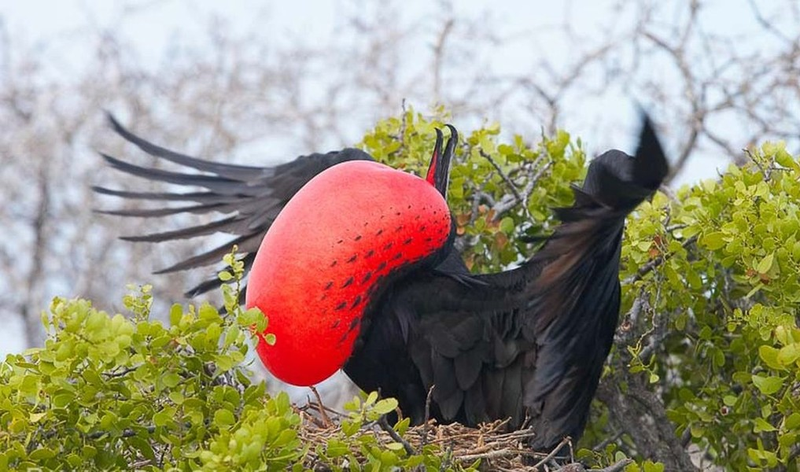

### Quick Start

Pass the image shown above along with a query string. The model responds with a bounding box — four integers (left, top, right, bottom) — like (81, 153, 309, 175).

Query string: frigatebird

(95, 114, 668, 449)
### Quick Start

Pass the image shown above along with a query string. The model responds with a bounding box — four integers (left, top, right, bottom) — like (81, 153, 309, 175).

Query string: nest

(295, 398, 625, 472)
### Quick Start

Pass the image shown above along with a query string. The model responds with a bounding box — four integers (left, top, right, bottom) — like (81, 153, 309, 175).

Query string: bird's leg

(309, 385, 333, 427)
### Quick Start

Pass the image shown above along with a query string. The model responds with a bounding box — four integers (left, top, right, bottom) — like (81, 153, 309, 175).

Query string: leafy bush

(623, 143, 800, 470)
(2, 109, 799, 470)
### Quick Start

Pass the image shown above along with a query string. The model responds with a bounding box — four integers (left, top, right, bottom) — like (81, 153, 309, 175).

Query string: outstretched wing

(95, 114, 374, 296)
(344, 114, 668, 450)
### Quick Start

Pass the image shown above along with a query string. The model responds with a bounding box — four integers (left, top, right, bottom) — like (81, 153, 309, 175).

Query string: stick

(420, 385, 435, 448)
(378, 416, 416, 455)
(309, 385, 332, 427)
(532, 436, 571, 470)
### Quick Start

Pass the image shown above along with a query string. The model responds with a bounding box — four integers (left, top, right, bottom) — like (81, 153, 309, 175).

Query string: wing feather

(97, 114, 374, 296)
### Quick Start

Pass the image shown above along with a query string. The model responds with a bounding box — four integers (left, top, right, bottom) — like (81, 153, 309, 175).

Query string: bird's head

(426, 124, 458, 198)
(247, 128, 458, 386)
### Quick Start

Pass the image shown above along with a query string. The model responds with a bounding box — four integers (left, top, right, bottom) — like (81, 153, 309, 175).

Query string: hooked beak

(425, 124, 458, 197)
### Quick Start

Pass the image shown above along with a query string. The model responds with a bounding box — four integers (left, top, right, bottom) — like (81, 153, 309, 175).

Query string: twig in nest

(421, 385, 435, 448)
(458, 448, 535, 462)
(298, 407, 326, 429)
(309, 386, 332, 427)
(379, 416, 416, 455)
(531, 436, 571, 470)
(301, 399, 346, 420)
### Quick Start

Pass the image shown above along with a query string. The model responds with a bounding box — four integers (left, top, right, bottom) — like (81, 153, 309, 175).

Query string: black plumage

(95, 114, 373, 296)
(96, 115, 668, 450)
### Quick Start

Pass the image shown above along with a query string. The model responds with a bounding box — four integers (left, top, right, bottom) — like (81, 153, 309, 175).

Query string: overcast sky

(3, 0, 766, 176)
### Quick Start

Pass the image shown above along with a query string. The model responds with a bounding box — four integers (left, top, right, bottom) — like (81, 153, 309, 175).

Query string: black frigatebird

(95, 114, 668, 449)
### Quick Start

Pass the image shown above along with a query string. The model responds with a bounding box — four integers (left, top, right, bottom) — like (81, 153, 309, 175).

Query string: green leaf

(153, 410, 172, 428)
(170, 303, 183, 326)
(373, 398, 399, 415)
(326, 439, 349, 458)
(53, 391, 75, 408)
(754, 417, 776, 433)
(169, 390, 185, 405)
(756, 252, 775, 274)
(82, 445, 97, 458)
(365, 391, 378, 406)
(341, 419, 360, 436)
(499, 217, 515, 234)
(214, 409, 236, 427)
(785, 412, 800, 430)
(28, 448, 56, 460)
(777, 343, 800, 366)
(759, 345, 784, 370)
(775, 148, 795, 168)
(642, 461, 665, 472)
(224, 325, 241, 347)
(29, 412, 47, 423)
(752, 374, 784, 395)
(129, 436, 156, 461)
(701, 232, 726, 250)
(162, 372, 181, 388)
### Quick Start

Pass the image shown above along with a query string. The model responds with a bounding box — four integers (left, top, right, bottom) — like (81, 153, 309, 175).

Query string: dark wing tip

(633, 113, 670, 188)
(98, 152, 136, 172)
(92, 185, 113, 195)
(106, 112, 141, 145)
(106, 111, 123, 132)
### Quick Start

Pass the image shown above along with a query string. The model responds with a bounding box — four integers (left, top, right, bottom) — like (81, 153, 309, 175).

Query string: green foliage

(0, 246, 291, 471)
(0, 247, 476, 471)
(609, 142, 800, 470)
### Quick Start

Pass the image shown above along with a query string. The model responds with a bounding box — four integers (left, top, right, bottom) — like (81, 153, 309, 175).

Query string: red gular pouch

(247, 136, 455, 386)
